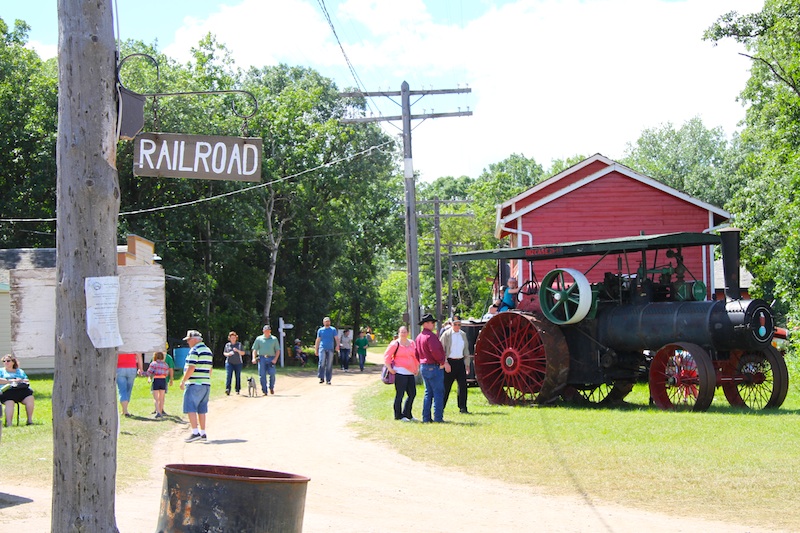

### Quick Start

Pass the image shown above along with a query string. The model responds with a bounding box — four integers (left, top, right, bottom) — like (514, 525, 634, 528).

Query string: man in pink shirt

(415, 313, 449, 423)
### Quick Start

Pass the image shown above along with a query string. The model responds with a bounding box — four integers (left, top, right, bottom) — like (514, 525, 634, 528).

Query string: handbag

(381, 342, 400, 385)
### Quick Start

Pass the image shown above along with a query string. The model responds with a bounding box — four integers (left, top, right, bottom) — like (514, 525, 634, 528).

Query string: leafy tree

(546, 154, 589, 176)
(621, 117, 740, 207)
(0, 18, 58, 248)
(115, 39, 401, 353)
(705, 1, 800, 333)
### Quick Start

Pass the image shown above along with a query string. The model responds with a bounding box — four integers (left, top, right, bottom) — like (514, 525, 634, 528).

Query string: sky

(3, 0, 764, 181)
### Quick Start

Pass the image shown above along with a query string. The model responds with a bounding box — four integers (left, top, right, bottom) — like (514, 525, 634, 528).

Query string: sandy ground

(0, 356, 789, 532)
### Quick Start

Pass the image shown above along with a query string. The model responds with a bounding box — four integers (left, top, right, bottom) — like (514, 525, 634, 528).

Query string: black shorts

(0, 386, 33, 403)
(151, 377, 167, 391)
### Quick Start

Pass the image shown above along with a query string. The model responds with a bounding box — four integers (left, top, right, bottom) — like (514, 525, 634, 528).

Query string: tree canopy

(705, 0, 800, 331)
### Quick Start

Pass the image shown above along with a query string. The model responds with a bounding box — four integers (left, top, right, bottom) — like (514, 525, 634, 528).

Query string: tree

(705, 1, 800, 332)
(621, 117, 739, 207)
(53, 1, 120, 530)
(0, 18, 58, 249)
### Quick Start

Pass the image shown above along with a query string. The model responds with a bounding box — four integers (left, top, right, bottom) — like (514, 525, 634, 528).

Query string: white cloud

(27, 40, 57, 61)
(160, 0, 762, 179)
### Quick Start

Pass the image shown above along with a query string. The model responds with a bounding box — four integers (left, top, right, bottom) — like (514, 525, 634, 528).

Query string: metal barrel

(597, 298, 774, 352)
(156, 464, 309, 533)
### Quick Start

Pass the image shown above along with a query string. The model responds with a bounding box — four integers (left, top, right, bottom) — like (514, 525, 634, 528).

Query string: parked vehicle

(451, 230, 788, 411)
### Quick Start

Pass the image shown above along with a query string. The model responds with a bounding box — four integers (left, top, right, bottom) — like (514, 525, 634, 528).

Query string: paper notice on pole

(85, 276, 123, 349)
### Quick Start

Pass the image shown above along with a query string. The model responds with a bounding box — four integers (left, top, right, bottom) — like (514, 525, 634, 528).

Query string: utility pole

(54, 0, 120, 530)
(445, 242, 478, 318)
(418, 198, 472, 322)
(341, 82, 471, 336)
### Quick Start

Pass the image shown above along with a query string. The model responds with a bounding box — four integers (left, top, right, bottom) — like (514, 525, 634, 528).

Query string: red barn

(495, 154, 730, 294)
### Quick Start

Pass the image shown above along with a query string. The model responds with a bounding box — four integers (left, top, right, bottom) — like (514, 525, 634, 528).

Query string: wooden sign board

(133, 132, 262, 182)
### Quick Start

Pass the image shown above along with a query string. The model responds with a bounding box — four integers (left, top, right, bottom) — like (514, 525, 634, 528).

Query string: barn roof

(452, 231, 721, 263)
(495, 154, 730, 239)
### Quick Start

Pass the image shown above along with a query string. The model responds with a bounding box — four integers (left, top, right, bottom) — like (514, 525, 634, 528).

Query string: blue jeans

(318, 348, 335, 383)
(225, 362, 243, 392)
(116, 367, 137, 403)
(420, 364, 445, 422)
(358, 351, 367, 371)
(258, 357, 276, 393)
(339, 348, 351, 369)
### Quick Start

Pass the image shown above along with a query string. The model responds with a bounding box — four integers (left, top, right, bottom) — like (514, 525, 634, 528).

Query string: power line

(0, 139, 393, 223)
(316, 0, 376, 116)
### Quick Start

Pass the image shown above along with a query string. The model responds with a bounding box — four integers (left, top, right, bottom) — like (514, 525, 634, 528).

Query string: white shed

(1, 235, 166, 373)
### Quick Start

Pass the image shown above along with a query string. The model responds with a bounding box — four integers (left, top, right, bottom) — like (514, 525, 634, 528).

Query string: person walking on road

(339, 329, 352, 372)
(179, 330, 213, 443)
(415, 313, 449, 423)
(223, 331, 246, 395)
(315, 316, 339, 385)
(384, 326, 419, 421)
(252, 325, 280, 395)
(354, 330, 369, 371)
(440, 315, 470, 414)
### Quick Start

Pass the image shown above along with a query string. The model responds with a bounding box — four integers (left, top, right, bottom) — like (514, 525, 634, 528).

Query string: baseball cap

(183, 330, 202, 341)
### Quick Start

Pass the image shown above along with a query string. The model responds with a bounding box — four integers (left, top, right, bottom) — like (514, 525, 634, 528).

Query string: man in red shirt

(415, 313, 449, 423)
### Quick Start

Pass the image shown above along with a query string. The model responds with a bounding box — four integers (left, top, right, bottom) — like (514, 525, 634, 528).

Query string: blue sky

(4, 0, 764, 181)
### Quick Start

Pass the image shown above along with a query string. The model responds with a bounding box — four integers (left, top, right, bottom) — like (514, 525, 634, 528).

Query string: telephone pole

(341, 82, 471, 336)
(418, 198, 473, 322)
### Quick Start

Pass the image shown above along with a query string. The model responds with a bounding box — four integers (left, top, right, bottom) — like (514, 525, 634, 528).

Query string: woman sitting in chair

(0, 354, 34, 426)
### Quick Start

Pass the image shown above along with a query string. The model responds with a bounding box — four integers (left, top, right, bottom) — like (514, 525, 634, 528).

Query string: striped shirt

(185, 342, 213, 386)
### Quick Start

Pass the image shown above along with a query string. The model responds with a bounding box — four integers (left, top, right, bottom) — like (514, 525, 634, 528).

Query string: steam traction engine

(453, 230, 788, 411)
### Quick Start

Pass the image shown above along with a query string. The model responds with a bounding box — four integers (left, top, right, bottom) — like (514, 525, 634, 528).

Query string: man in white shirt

(439, 315, 470, 414)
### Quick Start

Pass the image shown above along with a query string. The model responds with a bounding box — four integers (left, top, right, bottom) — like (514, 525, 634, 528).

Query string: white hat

(182, 329, 202, 341)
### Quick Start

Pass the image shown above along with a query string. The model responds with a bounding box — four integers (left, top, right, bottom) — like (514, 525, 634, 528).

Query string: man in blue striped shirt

(180, 330, 213, 443)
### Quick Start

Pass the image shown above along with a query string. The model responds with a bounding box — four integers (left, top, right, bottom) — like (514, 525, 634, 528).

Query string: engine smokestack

(718, 227, 742, 301)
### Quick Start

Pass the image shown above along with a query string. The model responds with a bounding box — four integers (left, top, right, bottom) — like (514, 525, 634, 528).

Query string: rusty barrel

(156, 464, 310, 532)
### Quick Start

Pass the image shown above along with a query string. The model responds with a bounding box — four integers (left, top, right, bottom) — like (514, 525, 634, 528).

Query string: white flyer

(85, 276, 123, 349)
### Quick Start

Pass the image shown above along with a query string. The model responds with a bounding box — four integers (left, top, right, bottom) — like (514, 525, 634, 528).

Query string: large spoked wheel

(474, 312, 569, 405)
(540, 268, 592, 325)
(721, 346, 789, 409)
(649, 342, 715, 411)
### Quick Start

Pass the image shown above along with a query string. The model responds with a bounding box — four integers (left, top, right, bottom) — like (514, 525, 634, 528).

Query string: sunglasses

(2, 358, 12, 362)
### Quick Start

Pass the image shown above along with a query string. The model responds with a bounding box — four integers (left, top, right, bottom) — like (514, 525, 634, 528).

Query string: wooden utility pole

(341, 82, 471, 336)
(418, 198, 472, 322)
(53, 1, 120, 530)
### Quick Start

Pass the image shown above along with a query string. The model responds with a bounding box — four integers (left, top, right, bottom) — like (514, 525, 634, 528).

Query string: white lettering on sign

(133, 133, 262, 182)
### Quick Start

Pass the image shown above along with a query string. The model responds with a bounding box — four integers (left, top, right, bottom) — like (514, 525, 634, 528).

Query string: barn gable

(494, 154, 731, 294)
(496, 154, 729, 240)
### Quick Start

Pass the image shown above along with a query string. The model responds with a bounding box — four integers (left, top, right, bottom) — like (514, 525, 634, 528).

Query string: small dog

(247, 377, 258, 397)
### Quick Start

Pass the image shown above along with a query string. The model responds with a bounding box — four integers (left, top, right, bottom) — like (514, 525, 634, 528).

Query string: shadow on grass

(555, 398, 800, 416)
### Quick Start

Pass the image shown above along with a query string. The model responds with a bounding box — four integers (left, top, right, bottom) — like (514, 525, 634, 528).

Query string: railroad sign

(133, 132, 262, 182)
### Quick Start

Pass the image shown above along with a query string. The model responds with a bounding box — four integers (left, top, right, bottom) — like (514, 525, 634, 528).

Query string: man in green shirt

(251, 324, 280, 395)
(354, 330, 370, 371)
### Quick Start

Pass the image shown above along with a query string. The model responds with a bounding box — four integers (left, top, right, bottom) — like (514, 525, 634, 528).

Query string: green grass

(353, 363, 800, 531)
(7, 352, 800, 530)
(0, 363, 310, 491)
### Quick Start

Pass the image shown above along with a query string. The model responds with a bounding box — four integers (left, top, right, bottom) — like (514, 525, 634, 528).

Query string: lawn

(353, 350, 800, 532)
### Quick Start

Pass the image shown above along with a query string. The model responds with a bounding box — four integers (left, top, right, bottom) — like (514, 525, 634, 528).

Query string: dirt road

(0, 363, 786, 532)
